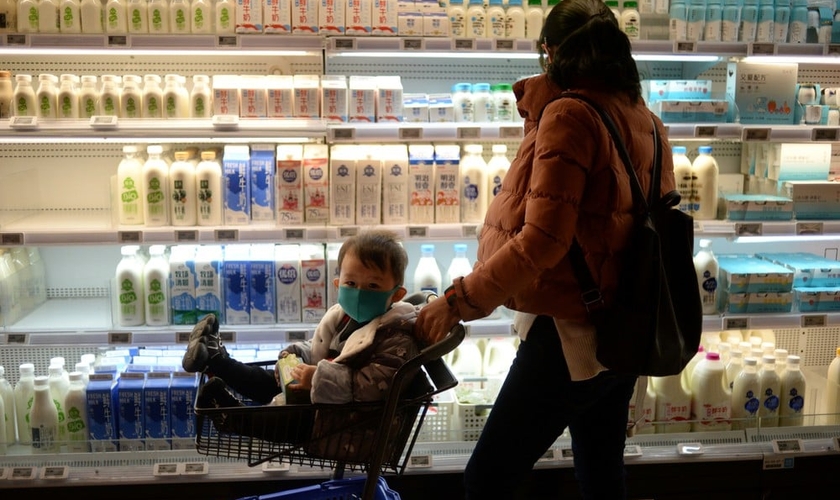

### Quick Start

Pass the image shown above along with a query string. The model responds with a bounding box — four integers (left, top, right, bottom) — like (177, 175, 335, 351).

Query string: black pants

(207, 356, 279, 405)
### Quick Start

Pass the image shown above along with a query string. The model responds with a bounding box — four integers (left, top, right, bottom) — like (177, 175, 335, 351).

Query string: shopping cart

(193, 321, 465, 500)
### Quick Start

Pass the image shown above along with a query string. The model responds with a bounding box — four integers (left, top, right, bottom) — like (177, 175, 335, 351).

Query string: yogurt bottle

(757, 355, 781, 427)
(127, 0, 149, 32)
(195, 150, 223, 226)
(99, 74, 122, 117)
(142, 144, 169, 226)
(147, 0, 169, 33)
(104, 0, 129, 33)
(0, 366, 16, 445)
(162, 74, 189, 119)
(143, 74, 164, 118)
(36, 73, 59, 119)
(117, 145, 145, 225)
(731, 356, 761, 429)
(779, 355, 806, 426)
(14, 363, 35, 445)
(78, 75, 99, 118)
(30, 376, 59, 453)
(57, 74, 80, 119)
(143, 244, 170, 325)
(115, 245, 145, 326)
(13, 74, 36, 117)
(460, 144, 487, 223)
(693, 239, 719, 315)
(38, 0, 61, 33)
(190, 0, 212, 33)
(60, 0, 82, 32)
(64, 371, 90, 452)
(121, 74, 143, 118)
(169, 150, 197, 226)
(672, 146, 693, 213)
(80, 0, 104, 32)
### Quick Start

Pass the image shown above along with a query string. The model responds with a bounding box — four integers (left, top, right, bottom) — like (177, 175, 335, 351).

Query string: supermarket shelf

(327, 122, 524, 143)
(630, 40, 834, 58)
(664, 123, 840, 142)
(326, 36, 536, 55)
(0, 33, 325, 52)
(696, 220, 840, 238)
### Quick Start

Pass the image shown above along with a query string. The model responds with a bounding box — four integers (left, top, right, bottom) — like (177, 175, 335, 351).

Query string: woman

(415, 0, 676, 497)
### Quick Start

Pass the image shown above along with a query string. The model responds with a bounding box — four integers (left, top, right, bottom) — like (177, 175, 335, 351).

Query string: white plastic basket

(453, 401, 493, 441)
(414, 389, 455, 442)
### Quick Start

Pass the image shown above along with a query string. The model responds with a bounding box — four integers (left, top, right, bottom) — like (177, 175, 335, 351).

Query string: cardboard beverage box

(87, 373, 120, 452)
(170, 372, 199, 450)
(118, 372, 146, 451)
(143, 372, 172, 450)
(725, 62, 798, 125)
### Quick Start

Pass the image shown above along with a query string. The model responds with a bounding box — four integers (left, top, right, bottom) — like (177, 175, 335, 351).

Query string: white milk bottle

(196, 150, 223, 225)
(0, 0, 17, 33)
(121, 74, 143, 118)
(98, 74, 121, 116)
(0, 366, 16, 445)
(57, 74, 80, 119)
(117, 145, 145, 225)
(190, 74, 212, 118)
(725, 348, 743, 391)
(36, 74, 59, 119)
(104, 0, 129, 33)
(690, 352, 731, 431)
(162, 74, 189, 119)
(47, 364, 68, 443)
(189, 0, 212, 33)
(74, 362, 91, 385)
(505, 0, 526, 38)
(693, 239, 719, 315)
(620, 1, 641, 39)
(691, 145, 719, 220)
(483, 337, 516, 402)
(142, 74, 163, 118)
(448, 0, 466, 37)
(0, 71, 12, 119)
(13, 74, 36, 117)
(144, 244, 170, 325)
(774, 348, 789, 377)
(14, 363, 35, 445)
(80, 0, 104, 32)
(127, 0, 149, 32)
(169, 0, 190, 33)
(450, 338, 484, 401)
(78, 75, 98, 119)
(59, 0, 82, 32)
(142, 144, 169, 226)
(64, 371, 90, 452)
(525, 0, 543, 39)
(414, 244, 442, 295)
(215, 0, 234, 33)
(731, 356, 761, 429)
(758, 355, 781, 427)
(823, 347, 840, 425)
(486, 0, 505, 38)
(116, 245, 145, 326)
(651, 374, 692, 433)
(471, 83, 493, 122)
(672, 146, 693, 213)
(30, 376, 58, 453)
(18, 0, 38, 33)
(147, 0, 169, 33)
(779, 355, 806, 426)
(466, 0, 486, 38)
(39, 0, 61, 32)
(486, 144, 510, 205)
(169, 150, 197, 225)
(460, 144, 487, 223)
(446, 243, 473, 285)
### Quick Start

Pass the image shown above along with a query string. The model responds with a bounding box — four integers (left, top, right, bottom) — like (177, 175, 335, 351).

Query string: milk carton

(266, 75, 295, 118)
(86, 373, 119, 452)
(408, 144, 436, 224)
(381, 144, 409, 225)
(250, 243, 277, 324)
(326, 242, 341, 309)
(349, 75, 377, 122)
(169, 372, 199, 450)
(300, 243, 327, 323)
(292, 0, 319, 33)
(250, 144, 276, 222)
(329, 145, 357, 226)
(275, 244, 303, 322)
(372, 0, 398, 35)
(321, 75, 348, 123)
(143, 372, 171, 450)
(264, 0, 292, 33)
(303, 144, 330, 224)
(346, 0, 372, 34)
(434, 144, 461, 223)
(169, 245, 198, 325)
(276, 145, 305, 225)
(319, 0, 345, 33)
(212, 75, 240, 116)
(223, 145, 251, 225)
(237, 0, 264, 32)
(376, 76, 403, 122)
(356, 149, 383, 225)
(725, 61, 797, 125)
(194, 245, 224, 322)
(118, 372, 146, 451)
(239, 75, 267, 118)
(403, 93, 429, 122)
(293, 75, 321, 119)
(224, 244, 252, 325)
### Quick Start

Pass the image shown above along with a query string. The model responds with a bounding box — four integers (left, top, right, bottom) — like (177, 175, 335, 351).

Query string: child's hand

(288, 364, 316, 391)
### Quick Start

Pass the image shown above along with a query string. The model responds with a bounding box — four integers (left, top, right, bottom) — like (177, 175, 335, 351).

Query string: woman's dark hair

(539, 0, 641, 101)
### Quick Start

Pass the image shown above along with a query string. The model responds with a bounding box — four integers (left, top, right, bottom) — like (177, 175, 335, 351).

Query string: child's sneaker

(182, 315, 228, 373)
(197, 377, 243, 433)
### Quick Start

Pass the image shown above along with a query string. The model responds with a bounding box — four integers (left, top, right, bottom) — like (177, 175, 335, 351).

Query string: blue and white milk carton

(275, 244, 302, 322)
(86, 373, 119, 452)
(223, 145, 251, 225)
(250, 243, 277, 324)
(144, 372, 172, 450)
(195, 245, 224, 322)
(300, 243, 327, 323)
(118, 371, 146, 451)
(224, 244, 252, 325)
(250, 144, 276, 222)
(169, 244, 198, 325)
(170, 371, 199, 450)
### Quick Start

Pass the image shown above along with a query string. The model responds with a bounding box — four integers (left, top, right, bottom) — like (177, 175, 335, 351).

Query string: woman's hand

(416, 295, 462, 345)
(287, 363, 317, 391)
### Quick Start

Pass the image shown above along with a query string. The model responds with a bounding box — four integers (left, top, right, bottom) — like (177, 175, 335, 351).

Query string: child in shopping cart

(182, 229, 435, 431)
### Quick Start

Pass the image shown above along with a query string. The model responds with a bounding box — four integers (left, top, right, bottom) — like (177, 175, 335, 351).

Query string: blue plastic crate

(236, 476, 401, 500)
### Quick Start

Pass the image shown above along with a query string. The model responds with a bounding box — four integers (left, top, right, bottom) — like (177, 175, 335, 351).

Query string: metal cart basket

(194, 323, 465, 500)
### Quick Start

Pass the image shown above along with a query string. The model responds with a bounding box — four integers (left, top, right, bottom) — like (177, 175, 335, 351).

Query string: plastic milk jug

(629, 381, 657, 434)
(117, 145, 144, 225)
(651, 374, 692, 433)
(142, 144, 169, 226)
(144, 245, 170, 326)
(483, 337, 516, 402)
(693, 239, 719, 315)
(486, 144, 510, 204)
(690, 352, 732, 431)
(116, 245, 145, 326)
(0, 366, 16, 444)
(758, 355, 781, 427)
(460, 144, 487, 224)
(682, 345, 705, 393)
(823, 347, 840, 425)
(691, 145, 719, 220)
(672, 146, 693, 213)
(779, 355, 806, 426)
(195, 150, 223, 226)
(450, 338, 484, 401)
(731, 356, 761, 429)
(414, 244, 442, 295)
(64, 371, 90, 452)
(169, 150, 197, 226)
(14, 363, 35, 444)
(29, 376, 59, 453)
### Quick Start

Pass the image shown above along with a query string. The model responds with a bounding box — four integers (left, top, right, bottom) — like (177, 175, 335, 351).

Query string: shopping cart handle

(390, 323, 465, 398)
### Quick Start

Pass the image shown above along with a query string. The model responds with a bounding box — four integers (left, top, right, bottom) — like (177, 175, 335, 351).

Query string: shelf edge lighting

(743, 56, 840, 65)
(632, 54, 721, 62)
(734, 235, 840, 243)
(0, 48, 317, 57)
(329, 50, 540, 59)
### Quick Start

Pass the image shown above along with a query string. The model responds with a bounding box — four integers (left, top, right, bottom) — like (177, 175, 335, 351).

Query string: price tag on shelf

(796, 222, 823, 235)
(9, 467, 37, 480)
(339, 226, 359, 238)
(829, 44, 840, 56)
(834, 437, 840, 451)
(402, 38, 423, 50)
(261, 461, 291, 473)
(153, 463, 180, 477)
(333, 38, 356, 50)
(725, 317, 750, 330)
(41, 466, 69, 480)
(0, 232, 24, 245)
(107, 35, 129, 47)
(735, 223, 763, 236)
(623, 445, 643, 458)
(749, 42, 776, 55)
(175, 331, 191, 343)
(214, 229, 239, 242)
(454, 38, 475, 50)
(175, 230, 198, 242)
(499, 126, 524, 139)
(181, 462, 209, 476)
(763, 455, 795, 470)
(772, 439, 803, 454)
(0, 467, 7, 480)
(6, 34, 28, 46)
(284, 228, 305, 240)
(673, 41, 696, 53)
(696, 126, 717, 138)
(216, 35, 240, 48)
(331, 127, 355, 141)
(812, 128, 839, 142)
(801, 314, 827, 328)
(211, 114, 239, 129)
(742, 127, 771, 141)
(219, 330, 236, 344)
(558, 448, 574, 460)
(462, 224, 478, 238)
(6, 333, 28, 344)
(399, 127, 423, 140)
(287, 330, 307, 342)
(108, 331, 133, 345)
(406, 226, 429, 238)
(407, 454, 434, 468)
(90, 115, 118, 128)
(537, 448, 558, 462)
(457, 127, 481, 140)
(9, 116, 39, 129)
(118, 230, 143, 243)
(494, 39, 515, 50)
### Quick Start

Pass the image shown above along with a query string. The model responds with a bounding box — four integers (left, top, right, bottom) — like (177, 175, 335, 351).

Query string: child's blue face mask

(338, 285, 399, 323)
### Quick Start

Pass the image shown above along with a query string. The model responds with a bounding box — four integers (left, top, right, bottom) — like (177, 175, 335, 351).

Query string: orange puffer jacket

(452, 73, 676, 324)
